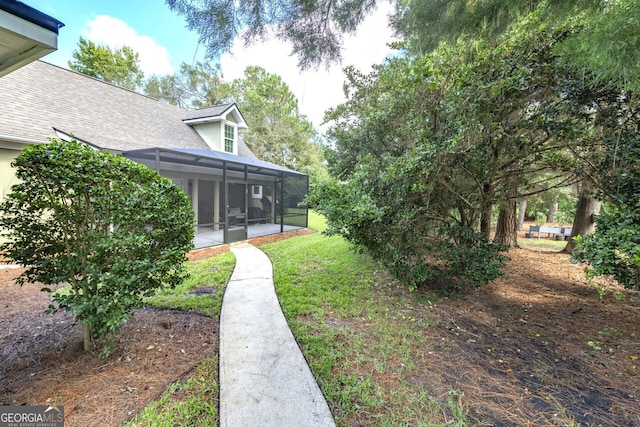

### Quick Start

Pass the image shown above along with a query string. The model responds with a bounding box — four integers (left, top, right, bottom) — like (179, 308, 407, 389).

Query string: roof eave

(0, 1, 64, 77)
(183, 103, 249, 129)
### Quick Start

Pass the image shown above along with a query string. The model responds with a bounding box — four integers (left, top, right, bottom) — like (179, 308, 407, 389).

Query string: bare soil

(415, 247, 640, 426)
(1, 227, 639, 426)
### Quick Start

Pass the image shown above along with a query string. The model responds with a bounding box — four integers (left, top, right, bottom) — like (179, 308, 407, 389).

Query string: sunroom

(122, 147, 309, 248)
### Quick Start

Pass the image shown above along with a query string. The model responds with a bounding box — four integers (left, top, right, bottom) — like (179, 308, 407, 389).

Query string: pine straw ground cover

(0, 226, 639, 426)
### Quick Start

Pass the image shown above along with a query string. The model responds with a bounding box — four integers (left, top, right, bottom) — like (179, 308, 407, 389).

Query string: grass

(519, 236, 568, 252)
(144, 252, 235, 316)
(125, 252, 235, 427)
(260, 211, 469, 426)
(126, 358, 219, 427)
(126, 211, 468, 425)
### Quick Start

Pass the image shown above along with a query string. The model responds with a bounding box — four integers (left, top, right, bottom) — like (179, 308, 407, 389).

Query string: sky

(25, 0, 397, 131)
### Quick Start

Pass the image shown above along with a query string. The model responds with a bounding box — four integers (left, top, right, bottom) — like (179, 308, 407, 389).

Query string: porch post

(243, 165, 248, 228)
(213, 180, 220, 231)
(272, 176, 277, 224)
(154, 148, 160, 173)
(192, 178, 199, 232)
(223, 162, 228, 244)
(280, 172, 284, 233)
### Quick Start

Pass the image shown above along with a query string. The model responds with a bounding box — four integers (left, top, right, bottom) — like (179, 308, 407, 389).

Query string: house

(0, 60, 309, 247)
(0, 0, 64, 77)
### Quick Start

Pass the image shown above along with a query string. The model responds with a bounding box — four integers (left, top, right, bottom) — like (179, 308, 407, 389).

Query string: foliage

(313, 18, 585, 287)
(144, 61, 233, 108)
(534, 212, 547, 227)
(573, 123, 640, 289)
(390, 0, 603, 56)
(525, 186, 576, 222)
(307, 176, 507, 290)
(555, 0, 640, 92)
(68, 37, 144, 91)
(165, 0, 379, 69)
(0, 140, 194, 355)
(231, 66, 329, 185)
(573, 203, 640, 291)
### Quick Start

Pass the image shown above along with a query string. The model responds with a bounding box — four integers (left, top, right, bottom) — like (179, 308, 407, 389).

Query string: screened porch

(122, 147, 309, 248)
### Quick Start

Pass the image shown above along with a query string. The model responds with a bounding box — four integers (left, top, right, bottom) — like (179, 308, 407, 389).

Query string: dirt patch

(345, 227, 640, 426)
(248, 228, 315, 246)
(0, 266, 215, 427)
(426, 247, 640, 426)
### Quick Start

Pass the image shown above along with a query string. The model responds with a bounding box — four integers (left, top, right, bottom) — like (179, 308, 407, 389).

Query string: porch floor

(193, 223, 303, 249)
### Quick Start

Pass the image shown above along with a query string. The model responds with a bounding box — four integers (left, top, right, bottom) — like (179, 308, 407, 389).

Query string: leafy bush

(573, 203, 640, 291)
(307, 179, 507, 291)
(0, 140, 194, 355)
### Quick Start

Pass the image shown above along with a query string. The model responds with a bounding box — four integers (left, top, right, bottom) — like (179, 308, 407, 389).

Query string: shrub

(573, 203, 640, 291)
(0, 139, 194, 355)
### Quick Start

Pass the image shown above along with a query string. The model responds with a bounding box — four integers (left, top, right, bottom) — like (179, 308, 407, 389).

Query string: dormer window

(183, 103, 247, 155)
(224, 123, 235, 153)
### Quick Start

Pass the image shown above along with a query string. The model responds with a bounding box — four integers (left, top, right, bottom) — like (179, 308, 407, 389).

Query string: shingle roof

(184, 103, 234, 120)
(0, 60, 256, 157)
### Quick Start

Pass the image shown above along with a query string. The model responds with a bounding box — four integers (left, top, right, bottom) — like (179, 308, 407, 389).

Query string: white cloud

(82, 15, 174, 76)
(219, 2, 396, 131)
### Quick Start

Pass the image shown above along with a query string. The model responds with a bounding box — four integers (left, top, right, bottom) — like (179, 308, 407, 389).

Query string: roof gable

(183, 103, 248, 129)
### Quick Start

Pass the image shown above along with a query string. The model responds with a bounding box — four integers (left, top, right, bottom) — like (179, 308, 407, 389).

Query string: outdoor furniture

(528, 225, 572, 239)
(228, 207, 245, 225)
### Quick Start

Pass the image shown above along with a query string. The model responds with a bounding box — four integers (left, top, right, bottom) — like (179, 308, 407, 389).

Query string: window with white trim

(224, 124, 235, 153)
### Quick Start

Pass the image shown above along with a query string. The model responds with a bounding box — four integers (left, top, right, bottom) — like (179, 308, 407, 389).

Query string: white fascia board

(0, 9, 58, 49)
(0, 133, 47, 150)
(183, 116, 223, 125)
(0, 9, 58, 77)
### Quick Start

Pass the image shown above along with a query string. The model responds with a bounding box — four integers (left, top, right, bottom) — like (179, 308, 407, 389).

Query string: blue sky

(25, 0, 395, 129)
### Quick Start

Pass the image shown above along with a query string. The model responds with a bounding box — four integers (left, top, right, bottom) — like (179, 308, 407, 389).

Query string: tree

(69, 37, 144, 91)
(313, 47, 513, 289)
(571, 90, 640, 286)
(145, 61, 232, 108)
(313, 13, 594, 288)
(165, 0, 379, 69)
(391, 0, 599, 56)
(231, 66, 328, 185)
(0, 140, 194, 355)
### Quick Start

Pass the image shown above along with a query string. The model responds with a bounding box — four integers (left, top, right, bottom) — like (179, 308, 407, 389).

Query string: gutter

(0, 0, 64, 34)
(0, 133, 46, 145)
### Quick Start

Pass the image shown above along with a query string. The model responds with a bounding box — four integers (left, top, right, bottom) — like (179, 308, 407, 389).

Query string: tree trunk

(547, 200, 558, 223)
(494, 176, 518, 247)
(480, 204, 492, 238)
(562, 191, 601, 254)
(480, 182, 493, 238)
(494, 199, 518, 246)
(83, 323, 92, 351)
(517, 199, 527, 231)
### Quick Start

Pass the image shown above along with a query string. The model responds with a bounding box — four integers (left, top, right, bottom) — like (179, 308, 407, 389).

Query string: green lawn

(518, 236, 568, 252)
(261, 211, 467, 426)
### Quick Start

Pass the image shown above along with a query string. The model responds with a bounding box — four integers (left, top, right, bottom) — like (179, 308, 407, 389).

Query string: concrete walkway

(219, 243, 336, 427)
